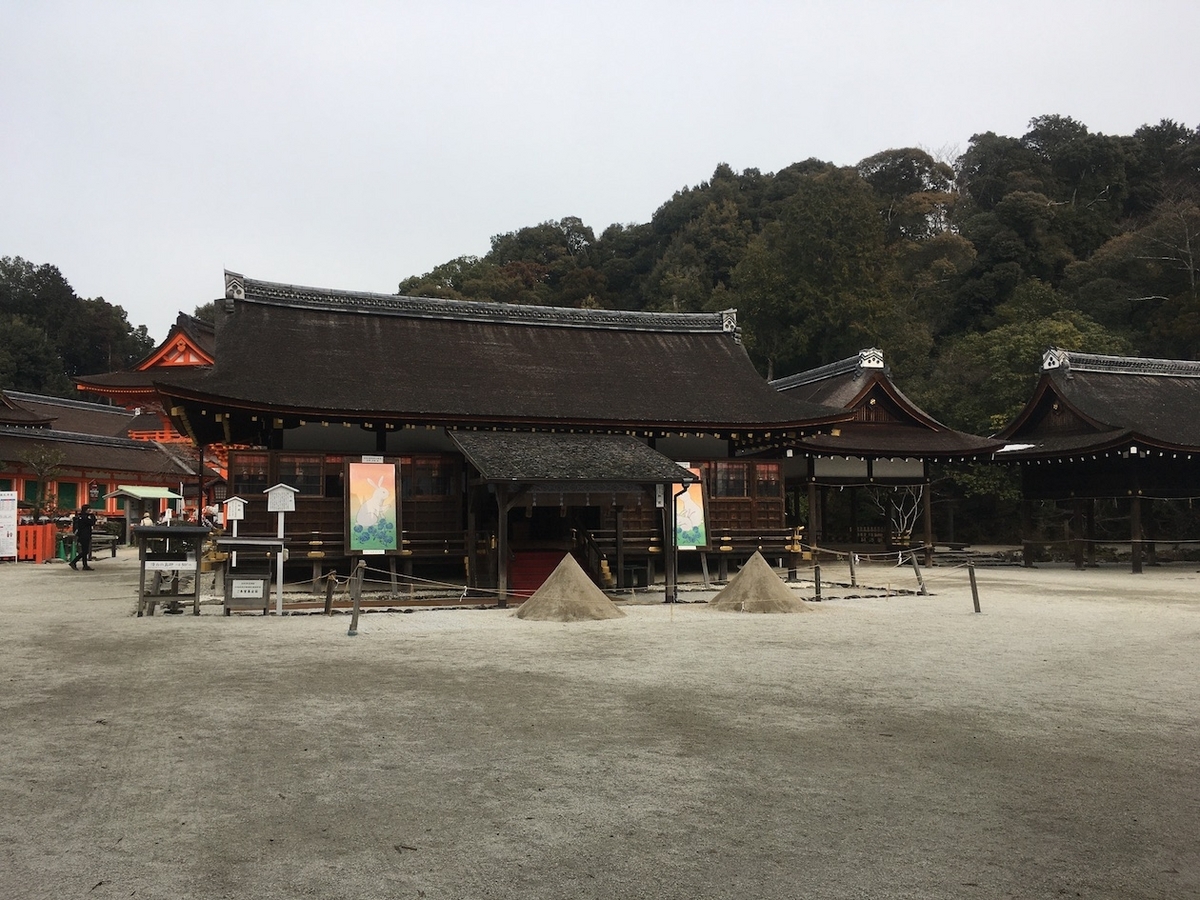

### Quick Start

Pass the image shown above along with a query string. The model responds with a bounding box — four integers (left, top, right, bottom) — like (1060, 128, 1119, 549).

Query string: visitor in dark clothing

(69, 506, 98, 570)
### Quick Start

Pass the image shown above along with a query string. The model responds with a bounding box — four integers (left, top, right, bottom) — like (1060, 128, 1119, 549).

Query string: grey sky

(3, 0, 1197, 342)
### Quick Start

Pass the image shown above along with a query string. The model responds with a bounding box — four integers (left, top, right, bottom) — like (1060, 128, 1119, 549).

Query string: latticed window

(755, 463, 782, 498)
(230, 452, 269, 495)
(324, 457, 344, 498)
(279, 454, 324, 495)
(402, 456, 456, 498)
(710, 461, 750, 498)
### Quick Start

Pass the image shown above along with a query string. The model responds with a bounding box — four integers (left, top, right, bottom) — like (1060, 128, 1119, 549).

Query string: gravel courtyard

(2, 550, 1197, 899)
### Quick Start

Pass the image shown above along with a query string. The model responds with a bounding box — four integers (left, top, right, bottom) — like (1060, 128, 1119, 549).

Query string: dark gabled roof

(771, 349, 1002, 459)
(449, 431, 693, 484)
(153, 273, 850, 434)
(771, 350, 892, 409)
(997, 349, 1200, 457)
(4, 391, 151, 438)
(0, 392, 55, 427)
(0, 426, 196, 476)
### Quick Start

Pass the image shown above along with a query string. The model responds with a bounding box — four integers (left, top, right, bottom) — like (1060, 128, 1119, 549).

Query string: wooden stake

(347, 559, 365, 636)
(909, 552, 928, 596)
(968, 561, 981, 613)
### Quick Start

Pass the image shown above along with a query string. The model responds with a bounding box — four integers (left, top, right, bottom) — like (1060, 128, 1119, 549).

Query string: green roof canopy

(104, 485, 183, 501)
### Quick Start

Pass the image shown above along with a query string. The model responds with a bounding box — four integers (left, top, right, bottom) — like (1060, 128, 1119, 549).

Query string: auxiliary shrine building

(771, 349, 1004, 562)
(996, 349, 1200, 571)
(82, 272, 855, 595)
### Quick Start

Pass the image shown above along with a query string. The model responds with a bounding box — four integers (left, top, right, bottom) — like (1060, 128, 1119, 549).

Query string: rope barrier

(210, 527, 1194, 611)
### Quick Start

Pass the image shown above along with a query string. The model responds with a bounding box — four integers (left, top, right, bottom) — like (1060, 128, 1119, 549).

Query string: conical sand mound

(710, 551, 811, 613)
(514, 554, 626, 621)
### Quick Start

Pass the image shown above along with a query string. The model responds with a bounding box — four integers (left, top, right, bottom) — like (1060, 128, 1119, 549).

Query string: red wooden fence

(16, 524, 57, 563)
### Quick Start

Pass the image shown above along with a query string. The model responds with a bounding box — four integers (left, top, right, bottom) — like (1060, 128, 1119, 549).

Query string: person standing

(69, 505, 98, 570)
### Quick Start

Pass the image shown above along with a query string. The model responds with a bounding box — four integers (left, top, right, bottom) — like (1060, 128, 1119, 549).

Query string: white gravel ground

(1, 548, 1198, 899)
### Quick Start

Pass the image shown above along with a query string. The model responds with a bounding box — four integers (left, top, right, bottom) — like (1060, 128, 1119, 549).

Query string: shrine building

(82, 271, 855, 598)
(995, 348, 1200, 572)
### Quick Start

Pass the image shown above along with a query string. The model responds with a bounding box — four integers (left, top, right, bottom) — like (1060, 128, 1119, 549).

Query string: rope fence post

(323, 570, 336, 615)
(347, 559, 365, 636)
(968, 561, 981, 613)
(848, 550, 857, 587)
(813, 563, 822, 602)
(909, 551, 928, 596)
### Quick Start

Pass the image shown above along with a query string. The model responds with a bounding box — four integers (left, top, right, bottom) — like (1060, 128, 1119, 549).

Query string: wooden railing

(127, 428, 190, 443)
(16, 524, 58, 563)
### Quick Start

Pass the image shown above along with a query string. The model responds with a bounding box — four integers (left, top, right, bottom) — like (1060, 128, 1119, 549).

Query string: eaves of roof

(153, 278, 852, 433)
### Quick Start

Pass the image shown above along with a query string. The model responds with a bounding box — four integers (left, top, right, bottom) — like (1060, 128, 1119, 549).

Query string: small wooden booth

(215, 536, 284, 614)
(133, 524, 212, 616)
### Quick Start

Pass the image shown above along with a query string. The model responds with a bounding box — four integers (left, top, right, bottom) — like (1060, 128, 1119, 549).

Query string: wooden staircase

(509, 550, 569, 597)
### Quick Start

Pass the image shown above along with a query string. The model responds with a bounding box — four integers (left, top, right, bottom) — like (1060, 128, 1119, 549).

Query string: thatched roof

(150, 273, 851, 442)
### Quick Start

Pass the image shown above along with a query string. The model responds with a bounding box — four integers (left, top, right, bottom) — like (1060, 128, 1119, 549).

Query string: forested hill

(0, 256, 153, 398)
(399, 115, 1200, 435)
(4, 115, 1198, 433)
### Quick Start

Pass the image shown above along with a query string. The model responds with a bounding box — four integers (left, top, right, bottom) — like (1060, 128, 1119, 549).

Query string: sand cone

(709, 550, 811, 613)
(514, 554, 626, 621)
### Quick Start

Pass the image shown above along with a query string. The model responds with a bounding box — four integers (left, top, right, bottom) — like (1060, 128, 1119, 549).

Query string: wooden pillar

(1145, 498, 1157, 566)
(1130, 494, 1143, 574)
(197, 441, 206, 519)
(615, 506, 626, 589)
(1021, 499, 1033, 567)
(882, 493, 893, 551)
(849, 487, 859, 545)
(1072, 499, 1084, 570)
(663, 487, 677, 603)
(807, 481, 819, 561)
(465, 506, 477, 589)
(1086, 499, 1096, 567)
(819, 486, 828, 552)
(922, 482, 933, 566)
(496, 484, 509, 606)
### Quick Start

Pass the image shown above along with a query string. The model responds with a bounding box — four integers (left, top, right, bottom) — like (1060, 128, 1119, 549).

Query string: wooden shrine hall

(995, 348, 1200, 572)
(91, 271, 854, 599)
(771, 348, 1004, 562)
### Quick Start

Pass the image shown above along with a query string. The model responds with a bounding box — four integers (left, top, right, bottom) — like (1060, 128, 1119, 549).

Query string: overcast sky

(3, 0, 1198, 342)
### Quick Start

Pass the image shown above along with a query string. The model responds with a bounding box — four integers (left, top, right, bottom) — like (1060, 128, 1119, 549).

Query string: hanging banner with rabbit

(346, 461, 399, 553)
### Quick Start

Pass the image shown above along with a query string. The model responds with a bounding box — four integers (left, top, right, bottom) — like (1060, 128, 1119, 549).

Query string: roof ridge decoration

(1042, 347, 1200, 379)
(770, 348, 886, 390)
(223, 270, 738, 336)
